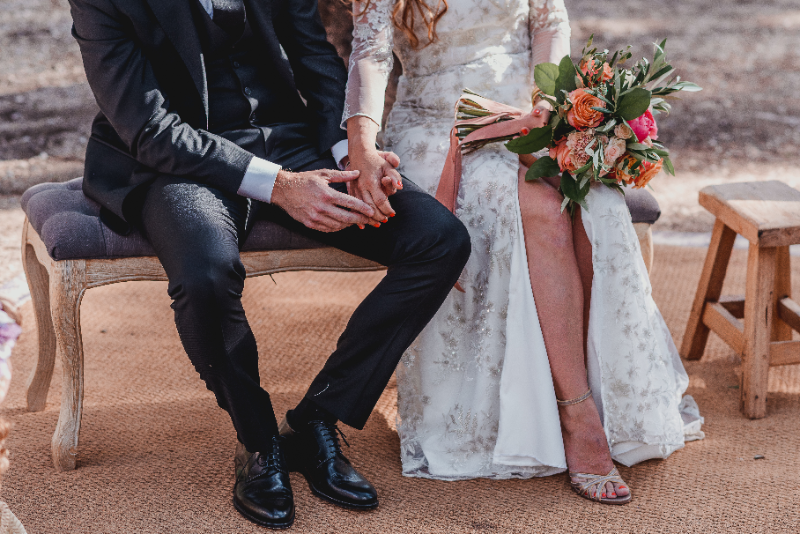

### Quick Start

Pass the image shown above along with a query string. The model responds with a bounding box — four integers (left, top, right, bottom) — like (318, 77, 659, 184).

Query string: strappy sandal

(568, 467, 632, 505)
(557, 390, 632, 506)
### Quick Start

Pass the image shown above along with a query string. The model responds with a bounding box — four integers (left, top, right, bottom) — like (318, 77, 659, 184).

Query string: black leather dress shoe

(279, 417, 378, 510)
(233, 436, 295, 529)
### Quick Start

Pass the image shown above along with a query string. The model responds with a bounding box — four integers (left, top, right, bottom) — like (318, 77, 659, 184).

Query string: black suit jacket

(69, 0, 348, 229)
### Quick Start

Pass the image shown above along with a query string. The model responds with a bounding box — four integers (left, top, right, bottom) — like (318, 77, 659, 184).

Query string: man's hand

(270, 168, 375, 232)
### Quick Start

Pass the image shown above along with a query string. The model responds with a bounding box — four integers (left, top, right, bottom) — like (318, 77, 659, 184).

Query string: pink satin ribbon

(435, 94, 533, 292)
(435, 94, 532, 213)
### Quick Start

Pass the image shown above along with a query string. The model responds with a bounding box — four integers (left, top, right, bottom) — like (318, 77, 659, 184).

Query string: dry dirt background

(0, 0, 799, 281)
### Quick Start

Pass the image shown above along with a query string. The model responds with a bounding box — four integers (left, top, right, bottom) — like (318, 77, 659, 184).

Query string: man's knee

(444, 216, 472, 268)
(422, 212, 472, 271)
(167, 251, 246, 306)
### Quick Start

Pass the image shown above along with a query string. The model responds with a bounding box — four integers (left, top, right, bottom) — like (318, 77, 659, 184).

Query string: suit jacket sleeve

(68, 0, 254, 195)
(272, 0, 349, 153)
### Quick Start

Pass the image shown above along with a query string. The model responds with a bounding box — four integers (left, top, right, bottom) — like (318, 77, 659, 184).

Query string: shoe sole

(305, 477, 379, 511)
(232, 496, 296, 530)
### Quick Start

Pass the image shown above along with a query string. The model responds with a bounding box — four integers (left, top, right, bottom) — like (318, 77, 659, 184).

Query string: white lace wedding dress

(343, 0, 703, 480)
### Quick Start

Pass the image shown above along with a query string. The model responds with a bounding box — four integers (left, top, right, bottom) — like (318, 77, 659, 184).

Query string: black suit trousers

(136, 158, 471, 452)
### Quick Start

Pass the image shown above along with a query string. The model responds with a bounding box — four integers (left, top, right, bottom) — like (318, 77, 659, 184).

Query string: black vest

(193, 2, 318, 166)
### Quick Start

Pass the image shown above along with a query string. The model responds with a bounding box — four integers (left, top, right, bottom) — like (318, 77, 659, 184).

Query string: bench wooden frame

(22, 216, 655, 471)
(20, 218, 384, 471)
(681, 181, 800, 419)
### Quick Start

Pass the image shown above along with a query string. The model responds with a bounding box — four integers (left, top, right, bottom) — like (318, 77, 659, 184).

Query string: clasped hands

(271, 116, 402, 233)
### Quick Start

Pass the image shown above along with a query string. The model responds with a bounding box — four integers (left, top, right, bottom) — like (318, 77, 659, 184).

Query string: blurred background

(1, 0, 799, 284)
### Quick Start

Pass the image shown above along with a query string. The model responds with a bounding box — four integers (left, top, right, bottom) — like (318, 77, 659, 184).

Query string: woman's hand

(520, 102, 551, 131)
(517, 103, 552, 168)
(346, 116, 404, 226)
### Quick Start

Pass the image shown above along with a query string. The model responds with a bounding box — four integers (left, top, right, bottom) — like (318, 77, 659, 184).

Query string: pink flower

(603, 137, 627, 167)
(566, 129, 596, 168)
(628, 110, 658, 143)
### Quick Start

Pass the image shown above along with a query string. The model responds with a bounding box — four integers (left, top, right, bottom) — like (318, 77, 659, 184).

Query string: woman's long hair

(356, 0, 448, 49)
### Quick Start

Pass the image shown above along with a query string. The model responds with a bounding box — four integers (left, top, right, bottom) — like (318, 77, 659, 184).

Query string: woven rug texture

(2, 245, 799, 533)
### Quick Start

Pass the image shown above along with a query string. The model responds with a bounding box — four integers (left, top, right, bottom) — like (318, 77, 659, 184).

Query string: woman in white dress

(343, 0, 701, 504)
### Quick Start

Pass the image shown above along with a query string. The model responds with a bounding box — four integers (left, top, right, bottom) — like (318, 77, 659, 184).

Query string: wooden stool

(681, 181, 800, 418)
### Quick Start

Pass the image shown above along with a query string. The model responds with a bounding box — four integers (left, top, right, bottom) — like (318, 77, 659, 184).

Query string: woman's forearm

(347, 115, 381, 155)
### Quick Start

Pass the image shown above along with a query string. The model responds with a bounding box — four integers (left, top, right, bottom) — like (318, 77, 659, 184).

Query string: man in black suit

(68, 0, 471, 529)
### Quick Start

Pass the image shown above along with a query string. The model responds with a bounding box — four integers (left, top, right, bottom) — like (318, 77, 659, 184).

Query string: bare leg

(517, 174, 628, 499)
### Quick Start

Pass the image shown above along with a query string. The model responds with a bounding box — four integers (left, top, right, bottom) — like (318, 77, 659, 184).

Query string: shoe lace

(257, 438, 285, 471)
(316, 421, 350, 456)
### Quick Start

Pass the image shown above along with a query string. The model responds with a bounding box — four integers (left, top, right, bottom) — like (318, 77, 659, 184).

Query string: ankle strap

(556, 389, 592, 406)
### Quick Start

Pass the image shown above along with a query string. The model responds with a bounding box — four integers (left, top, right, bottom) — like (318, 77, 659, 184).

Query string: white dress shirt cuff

(331, 139, 349, 170)
(237, 156, 282, 204)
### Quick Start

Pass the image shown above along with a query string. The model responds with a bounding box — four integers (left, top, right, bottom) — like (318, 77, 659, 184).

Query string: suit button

(233, 61, 241, 68)
(244, 87, 252, 96)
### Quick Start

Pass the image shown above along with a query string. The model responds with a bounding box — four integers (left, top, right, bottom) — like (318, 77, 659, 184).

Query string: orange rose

(616, 156, 663, 188)
(566, 88, 605, 130)
(549, 139, 576, 173)
(633, 159, 663, 189)
(580, 61, 614, 84)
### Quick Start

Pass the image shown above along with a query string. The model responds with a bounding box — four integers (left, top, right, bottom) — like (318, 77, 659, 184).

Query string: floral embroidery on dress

(345, 0, 701, 481)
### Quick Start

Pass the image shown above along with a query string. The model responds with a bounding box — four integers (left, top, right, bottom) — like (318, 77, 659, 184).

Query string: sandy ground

(1, 0, 799, 282)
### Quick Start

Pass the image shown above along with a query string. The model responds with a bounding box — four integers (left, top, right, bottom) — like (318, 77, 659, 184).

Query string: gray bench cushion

(21, 178, 660, 261)
(21, 178, 325, 261)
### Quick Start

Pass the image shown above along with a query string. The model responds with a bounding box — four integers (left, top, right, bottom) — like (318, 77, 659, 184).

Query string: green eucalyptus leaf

(616, 87, 652, 120)
(672, 81, 703, 92)
(505, 126, 553, 154)
(626, 142, 650, 151)
(525, 156, 562, 181)
(663, 156, 675, 175)
(534, 62, 559, 96)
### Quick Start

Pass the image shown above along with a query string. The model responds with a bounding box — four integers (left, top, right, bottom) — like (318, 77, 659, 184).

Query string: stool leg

(742, 244, 776, 419)
(49, 259, 87, 471)
(22, 224, 58, 412)
(772, 246, 792, 342)
(681, 220, 737, 360)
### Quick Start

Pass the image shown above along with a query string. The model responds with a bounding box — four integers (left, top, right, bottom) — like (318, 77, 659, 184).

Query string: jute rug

(2, 246, 799, 533)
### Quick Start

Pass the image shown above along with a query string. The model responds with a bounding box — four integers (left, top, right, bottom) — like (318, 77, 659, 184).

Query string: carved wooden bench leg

(22, 221, 58, 412)
(742, 244, 776, 419)
(681, 219, 737, 360)
(49, 259, 88, 471)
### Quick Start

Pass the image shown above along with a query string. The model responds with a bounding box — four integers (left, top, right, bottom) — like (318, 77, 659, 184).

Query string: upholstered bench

(21, 178, 660, 471)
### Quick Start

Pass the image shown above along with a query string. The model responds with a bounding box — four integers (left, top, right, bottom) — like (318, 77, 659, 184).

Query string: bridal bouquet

(454, 37, 701, 213)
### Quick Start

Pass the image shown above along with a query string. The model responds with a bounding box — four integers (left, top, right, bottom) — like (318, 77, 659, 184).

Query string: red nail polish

(372, 223, 380, 228)
(389, 213, 395, 218)
(383, 218, 389, 223)
(358, 224, 365, 229)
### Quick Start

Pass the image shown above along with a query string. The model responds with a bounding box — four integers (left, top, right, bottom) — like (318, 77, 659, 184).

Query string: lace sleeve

(529, 0, 571, 68)
(341, 0, 395, 130)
